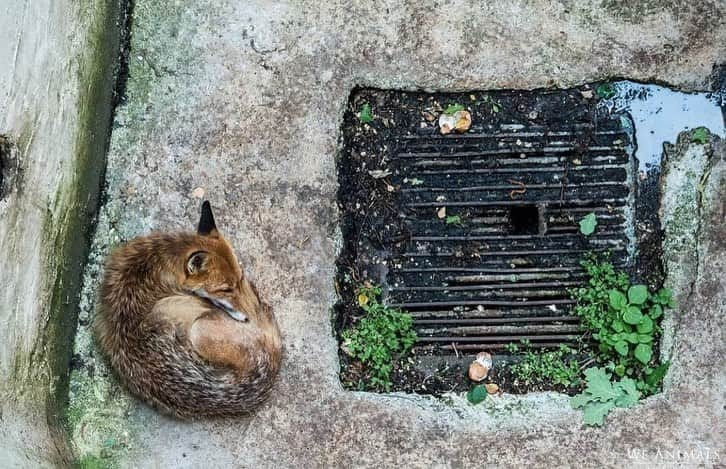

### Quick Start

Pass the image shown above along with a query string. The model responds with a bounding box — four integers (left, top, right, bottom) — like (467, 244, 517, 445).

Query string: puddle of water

(602, 81, 725, 172)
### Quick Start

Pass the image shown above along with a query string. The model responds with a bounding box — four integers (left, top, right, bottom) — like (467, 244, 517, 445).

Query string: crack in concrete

(683, 137, 716, 310)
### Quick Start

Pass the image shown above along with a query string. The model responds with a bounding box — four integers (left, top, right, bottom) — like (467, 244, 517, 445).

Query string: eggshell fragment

(468, 362, 489, 382)
(468, 351, 493, 382)
(438, 110, 472, 135)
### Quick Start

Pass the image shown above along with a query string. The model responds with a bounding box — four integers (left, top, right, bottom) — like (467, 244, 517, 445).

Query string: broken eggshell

(438, 110, 472, 135)
(468, 351, 493, 382)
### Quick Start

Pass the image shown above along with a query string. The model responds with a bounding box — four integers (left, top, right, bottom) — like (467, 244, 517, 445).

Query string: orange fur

(94, 202, 282, 418)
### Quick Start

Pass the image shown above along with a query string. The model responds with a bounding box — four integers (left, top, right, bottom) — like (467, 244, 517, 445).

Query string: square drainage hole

(509, 204, 541, 235)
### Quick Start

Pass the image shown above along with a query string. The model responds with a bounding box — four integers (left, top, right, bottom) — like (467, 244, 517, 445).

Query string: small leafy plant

(481, 94, 501, 113)
(691, 127, 709, 144)
(570, 367, 640, 426)
(506, 342, 581, 388)
(596, 83, 616, 99)
(443, 103, 465, 115)
(571, 255, 672, 388)
(359, 103, 373, 123)
(342, 285, 418, 391)
(445, 214, 465, 227)
(568, 254, 673, 423)
(579, 212, 597, 235)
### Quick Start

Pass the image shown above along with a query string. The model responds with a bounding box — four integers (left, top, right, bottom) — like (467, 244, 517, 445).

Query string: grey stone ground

(66, 0, 726, 467)
(0, 0, 121, 466)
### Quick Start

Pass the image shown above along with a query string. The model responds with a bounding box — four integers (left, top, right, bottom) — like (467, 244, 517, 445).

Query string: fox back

(94, 202, 282, 418)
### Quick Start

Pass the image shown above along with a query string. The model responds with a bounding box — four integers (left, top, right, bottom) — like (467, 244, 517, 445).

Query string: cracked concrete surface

(68, 0, 725, 467)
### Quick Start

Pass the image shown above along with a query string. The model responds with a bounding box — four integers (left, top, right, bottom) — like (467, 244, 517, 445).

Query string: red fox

(94, 201, 282, 418)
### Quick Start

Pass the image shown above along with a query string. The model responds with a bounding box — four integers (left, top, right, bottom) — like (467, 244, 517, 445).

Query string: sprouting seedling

(481, 95, 501, 113)
(579, 212, 597, 236)
(443, 103, 465, 115)
(359, 103, 373, 123)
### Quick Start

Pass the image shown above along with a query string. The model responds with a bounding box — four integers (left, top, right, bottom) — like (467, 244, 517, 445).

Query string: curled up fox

(94, 201, 282, 418)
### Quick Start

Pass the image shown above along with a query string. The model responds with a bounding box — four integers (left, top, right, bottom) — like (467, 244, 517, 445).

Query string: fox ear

(197, 200, 219, 237)
(186, 251, 209, 275)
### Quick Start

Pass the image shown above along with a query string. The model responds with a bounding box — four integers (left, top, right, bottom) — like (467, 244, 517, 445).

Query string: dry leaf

(454, 110, 472, 132)
(485, 383, 499, 394)
(437, 207, 446, 218)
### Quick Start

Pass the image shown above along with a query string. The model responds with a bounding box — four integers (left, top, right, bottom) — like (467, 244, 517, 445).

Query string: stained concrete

(0, 0, 124, 467)
(67, 0, 726, 467)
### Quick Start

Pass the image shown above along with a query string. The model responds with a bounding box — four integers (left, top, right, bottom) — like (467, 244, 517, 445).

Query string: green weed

(568, 254, 673, 424)
(445, 214, 465, 227)
(359, 103, 373, 123)
(570, 367, 640, 426)
(443, 103, 465, 115)
(342, 285, 417, 391)
(506, 342, 581, 388)
(691, 127, 709, 144)
(596, 83, 616, 99)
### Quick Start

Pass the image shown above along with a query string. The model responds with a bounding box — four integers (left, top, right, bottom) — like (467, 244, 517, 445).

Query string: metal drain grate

(340, 90, 638, 362)
(387, 117, 634, 354)
(336, 88, 636, 369)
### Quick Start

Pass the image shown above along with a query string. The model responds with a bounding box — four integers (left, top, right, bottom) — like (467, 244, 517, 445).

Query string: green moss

(75, 454, 115, 469)
(598, 0, 675, 23)
(4, 0, 122, 411)
(66, 367, 136, 464)
(119, 0, 206, 124)
(42, 0, 122, 424)
(662, 168, 701, 254)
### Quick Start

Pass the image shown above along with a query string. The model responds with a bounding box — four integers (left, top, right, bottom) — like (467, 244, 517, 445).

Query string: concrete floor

(68, 0, 725, 467)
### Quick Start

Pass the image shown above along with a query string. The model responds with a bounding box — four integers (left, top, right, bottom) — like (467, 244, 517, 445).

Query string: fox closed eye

(186, 251, 208, 275)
